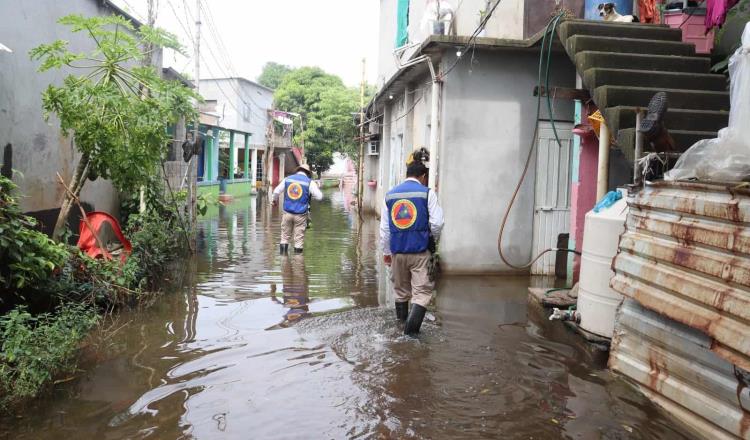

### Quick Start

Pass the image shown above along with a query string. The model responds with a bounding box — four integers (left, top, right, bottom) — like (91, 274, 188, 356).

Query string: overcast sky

(115, 0, 380, 88)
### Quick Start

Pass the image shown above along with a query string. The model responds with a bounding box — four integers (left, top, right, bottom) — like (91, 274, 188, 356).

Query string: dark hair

(406, 161, 428, 178)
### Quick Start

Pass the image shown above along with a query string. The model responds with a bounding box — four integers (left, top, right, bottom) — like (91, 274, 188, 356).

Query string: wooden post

(300, 116, 306, 164)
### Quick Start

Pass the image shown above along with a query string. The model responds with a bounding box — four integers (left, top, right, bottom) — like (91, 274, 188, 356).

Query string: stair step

(604, 106, 729, 134)
(616, 128, 717, 161)
(575, 51, 711, 74)
(567, 35, 696, 57)
(594, 86, 730, 111)
(558, 20, 683, 43)
(584, 68, 727, 91)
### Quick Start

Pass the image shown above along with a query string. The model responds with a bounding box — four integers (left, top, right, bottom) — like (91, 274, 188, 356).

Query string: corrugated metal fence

(609, 181, 750, 439)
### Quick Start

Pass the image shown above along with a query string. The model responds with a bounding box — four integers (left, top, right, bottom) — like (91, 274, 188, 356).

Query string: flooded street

(1, 189, 694, 439)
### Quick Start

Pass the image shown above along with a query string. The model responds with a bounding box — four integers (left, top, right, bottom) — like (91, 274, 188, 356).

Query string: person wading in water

(272, 163, 323, 254)
(380, 159, 444, 336)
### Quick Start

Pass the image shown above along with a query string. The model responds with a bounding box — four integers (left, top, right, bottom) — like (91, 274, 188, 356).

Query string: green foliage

(257, 62, 293, 89)
(273, 66, 361, 177)
(0, 177, 68, 293)
(196, 192, 219, 217)
(123, 209, 186, 288)
(30, 14, 198, 194)
(0, 303, 97, 410)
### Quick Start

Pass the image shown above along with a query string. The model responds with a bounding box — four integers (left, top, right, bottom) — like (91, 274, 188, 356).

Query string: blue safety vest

(386, 180, 430, 254)
(283, 174, 311, 214)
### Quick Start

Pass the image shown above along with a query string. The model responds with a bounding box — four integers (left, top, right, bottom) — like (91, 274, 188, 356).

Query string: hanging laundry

(705, 0, 739, 32)
(639, 0, 661, 24)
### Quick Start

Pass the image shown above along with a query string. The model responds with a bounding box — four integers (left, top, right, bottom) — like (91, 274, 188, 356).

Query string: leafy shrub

(124, 209, 186, 289)
(0, 176, 69, 293)
(0, 303, 98, 410)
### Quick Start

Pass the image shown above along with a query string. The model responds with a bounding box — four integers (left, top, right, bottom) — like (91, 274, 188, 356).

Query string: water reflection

(0, 190, 696, 440)
(268, 254, 311, 328)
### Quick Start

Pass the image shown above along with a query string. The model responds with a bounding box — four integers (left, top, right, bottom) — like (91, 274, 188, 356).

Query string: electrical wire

(199, 0, 262, 108)
(496, 13, 581, 270)
(440, 0, 504, 80)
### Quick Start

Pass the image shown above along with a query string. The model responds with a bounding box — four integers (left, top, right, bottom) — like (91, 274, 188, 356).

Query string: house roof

(162, 67, 193, 88)
(368, 29, 565, 114)
(201, 77, 275, 94)
(98, 0, 144, 28)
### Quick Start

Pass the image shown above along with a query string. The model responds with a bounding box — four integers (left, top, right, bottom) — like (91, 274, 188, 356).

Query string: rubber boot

(294, 247, 304, 254)
(404, 304, 427, 337)
(279, 244, 288, 255)
(395, 301, 409, 322)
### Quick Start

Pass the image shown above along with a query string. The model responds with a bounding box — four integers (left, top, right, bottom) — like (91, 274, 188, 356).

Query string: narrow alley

(1, 190, 693, 439)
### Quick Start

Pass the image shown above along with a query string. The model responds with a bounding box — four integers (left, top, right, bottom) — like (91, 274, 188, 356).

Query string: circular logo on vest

(390, 199, 418, 230)
(287, 182, 304, 200)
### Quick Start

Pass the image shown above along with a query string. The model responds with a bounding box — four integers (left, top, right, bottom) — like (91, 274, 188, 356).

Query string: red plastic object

(76, 211, 132, 262)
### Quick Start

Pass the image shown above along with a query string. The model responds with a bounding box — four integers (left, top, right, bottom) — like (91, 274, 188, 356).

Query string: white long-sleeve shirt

(380, 178, 444, 256)
(272, 172, 323, 206)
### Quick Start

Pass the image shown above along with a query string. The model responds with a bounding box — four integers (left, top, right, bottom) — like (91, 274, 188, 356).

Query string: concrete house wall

(437, 49, 575, 273)
(0, 0, 158, 232)
(372, 0, 580, 274)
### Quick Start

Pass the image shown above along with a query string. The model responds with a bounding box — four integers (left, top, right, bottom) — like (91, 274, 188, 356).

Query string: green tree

(257, 62, 293, 89)
(273, 67, 359, 177)
(30, 15, 198, 241)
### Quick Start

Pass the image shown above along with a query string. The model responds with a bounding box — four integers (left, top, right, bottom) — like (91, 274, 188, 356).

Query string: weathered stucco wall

(438, 49, 575, 273)
(0, 0, 146, 227)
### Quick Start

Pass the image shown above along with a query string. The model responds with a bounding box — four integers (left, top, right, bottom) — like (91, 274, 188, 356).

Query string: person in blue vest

(380, 160, 444, 336)
(272, 163, 323, 255)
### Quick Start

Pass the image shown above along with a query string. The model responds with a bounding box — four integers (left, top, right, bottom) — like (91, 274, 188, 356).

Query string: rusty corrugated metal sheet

(610, 300, 750, 439)
(611, 181, 750, 372)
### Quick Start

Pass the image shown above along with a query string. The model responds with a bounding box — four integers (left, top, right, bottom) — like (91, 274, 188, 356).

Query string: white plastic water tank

(577, 189, 629, 338)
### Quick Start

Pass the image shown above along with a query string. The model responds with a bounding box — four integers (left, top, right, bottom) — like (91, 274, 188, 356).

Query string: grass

(0, 303, 98, 410)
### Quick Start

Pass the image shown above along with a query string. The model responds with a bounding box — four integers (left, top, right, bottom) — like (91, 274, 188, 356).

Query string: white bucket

(577, 189, 629, 338)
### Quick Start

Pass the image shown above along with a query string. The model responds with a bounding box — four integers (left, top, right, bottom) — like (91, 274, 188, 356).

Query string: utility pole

(357, 58, 366, 218)
(300, 116, 306, 164)
(140, 0, 158, 214)
(189, 0, 201, 228)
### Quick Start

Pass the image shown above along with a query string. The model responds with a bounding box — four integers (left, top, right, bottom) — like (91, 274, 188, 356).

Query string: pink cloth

(705, 0, 739, 33)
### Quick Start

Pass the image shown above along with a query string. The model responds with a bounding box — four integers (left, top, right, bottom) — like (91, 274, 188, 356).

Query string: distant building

(198, 77, 298, 197)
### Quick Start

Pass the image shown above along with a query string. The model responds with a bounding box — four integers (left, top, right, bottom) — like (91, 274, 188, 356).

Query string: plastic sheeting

(665, 22, 750, 182)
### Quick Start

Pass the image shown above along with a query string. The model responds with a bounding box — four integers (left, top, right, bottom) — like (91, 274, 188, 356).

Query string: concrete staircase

(557, 19, 729, 165)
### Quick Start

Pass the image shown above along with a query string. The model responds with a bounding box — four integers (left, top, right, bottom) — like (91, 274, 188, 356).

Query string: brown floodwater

(0, 189, 696, 439)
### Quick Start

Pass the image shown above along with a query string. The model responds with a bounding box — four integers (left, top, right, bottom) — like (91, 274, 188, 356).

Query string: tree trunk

(52, 154, 90, 241)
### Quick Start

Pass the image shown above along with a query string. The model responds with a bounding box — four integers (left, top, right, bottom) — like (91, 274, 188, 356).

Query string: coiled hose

(497, 12, 581, 270)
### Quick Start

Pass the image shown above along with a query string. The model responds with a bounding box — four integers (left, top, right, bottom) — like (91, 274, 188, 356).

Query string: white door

(532, 121, 573, 275)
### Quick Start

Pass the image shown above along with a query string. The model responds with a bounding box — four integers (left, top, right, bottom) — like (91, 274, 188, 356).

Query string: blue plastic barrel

(219, 178, 227, 194)
(584, 0, 634, 20)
